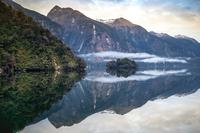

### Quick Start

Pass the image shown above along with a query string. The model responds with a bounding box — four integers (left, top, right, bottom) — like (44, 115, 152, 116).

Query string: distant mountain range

(3, 0, 200, 57)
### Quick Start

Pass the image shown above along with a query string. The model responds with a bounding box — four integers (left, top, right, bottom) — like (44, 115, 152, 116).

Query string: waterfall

(78, 41, 84, 52)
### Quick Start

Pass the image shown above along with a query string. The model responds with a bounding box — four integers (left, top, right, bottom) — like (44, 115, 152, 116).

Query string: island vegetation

(106, 58, 137, 77)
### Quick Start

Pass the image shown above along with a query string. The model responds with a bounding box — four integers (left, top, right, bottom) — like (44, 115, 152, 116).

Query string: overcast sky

(14, 0, 200, 41)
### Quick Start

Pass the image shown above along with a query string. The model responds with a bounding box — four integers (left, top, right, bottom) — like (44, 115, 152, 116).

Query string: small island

(106, 58, 137, 77)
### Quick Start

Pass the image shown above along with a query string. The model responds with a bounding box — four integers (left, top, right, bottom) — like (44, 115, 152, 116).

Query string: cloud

(138, 0, 200, 10)
(136, 0, 200, 23)
(94, 0, 127, 3)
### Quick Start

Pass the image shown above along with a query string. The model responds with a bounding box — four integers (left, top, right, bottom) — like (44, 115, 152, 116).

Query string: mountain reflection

(32, 68, 200, 128)
(0, 72, 83, 133)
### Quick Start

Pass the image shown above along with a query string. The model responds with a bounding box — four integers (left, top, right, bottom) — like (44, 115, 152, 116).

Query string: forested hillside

(0, 1, 85, 74)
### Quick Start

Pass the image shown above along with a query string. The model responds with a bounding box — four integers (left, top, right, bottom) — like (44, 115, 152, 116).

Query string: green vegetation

(0, 72, 84, 133)
(0, 1, 85, 74)
(106, 58, 137, 77)
(0, 2, 86, 132)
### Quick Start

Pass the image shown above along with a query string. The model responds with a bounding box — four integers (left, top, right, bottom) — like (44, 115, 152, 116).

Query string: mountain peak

(48, 6, 85, 19)
(150, 31, 171, 38)
(111, 18, 137, 27)
(175, 35, 198, 43)
(52, 5, 62, 10)
(48, 6, 74, 15)
(47, 6, 88, 29)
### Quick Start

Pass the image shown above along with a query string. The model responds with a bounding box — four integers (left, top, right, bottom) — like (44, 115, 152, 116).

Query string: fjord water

(1, 53, 200, 133)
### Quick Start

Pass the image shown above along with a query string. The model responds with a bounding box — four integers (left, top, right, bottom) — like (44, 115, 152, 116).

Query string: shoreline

(0, 66, 86, 76)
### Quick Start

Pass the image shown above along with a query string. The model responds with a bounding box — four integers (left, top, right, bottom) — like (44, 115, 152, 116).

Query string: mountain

(47, 6, 200, 57)
(110, 19, 200, 57)
(109, 17, 138, 27)
(0, 1, 85, 74)
(3, 0, 200, 57)
(149, 32, 200, 57)
(47, 6, 133, 53)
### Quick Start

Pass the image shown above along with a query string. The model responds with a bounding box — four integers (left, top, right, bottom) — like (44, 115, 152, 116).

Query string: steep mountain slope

(3, 0, 200, 57)
(47, 6, 200, 57)
(149, 32, 200, 57)
(47, 6, 134, 53)
(109, 18, 154, 53)
(2, 0, 64, 39)
(110, 18, 200, 57)
(0, 1, 85, 74)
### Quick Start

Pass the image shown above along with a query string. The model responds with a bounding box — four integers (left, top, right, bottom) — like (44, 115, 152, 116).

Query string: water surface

(20, 65, 200, 133)
(1, 54, 200, 133)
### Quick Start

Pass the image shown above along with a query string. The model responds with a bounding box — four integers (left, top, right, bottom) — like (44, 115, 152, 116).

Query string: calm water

(1, 56, 200, 133)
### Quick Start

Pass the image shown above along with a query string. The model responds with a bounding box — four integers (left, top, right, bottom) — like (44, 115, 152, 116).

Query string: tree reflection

(0, 71, 84, 133)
